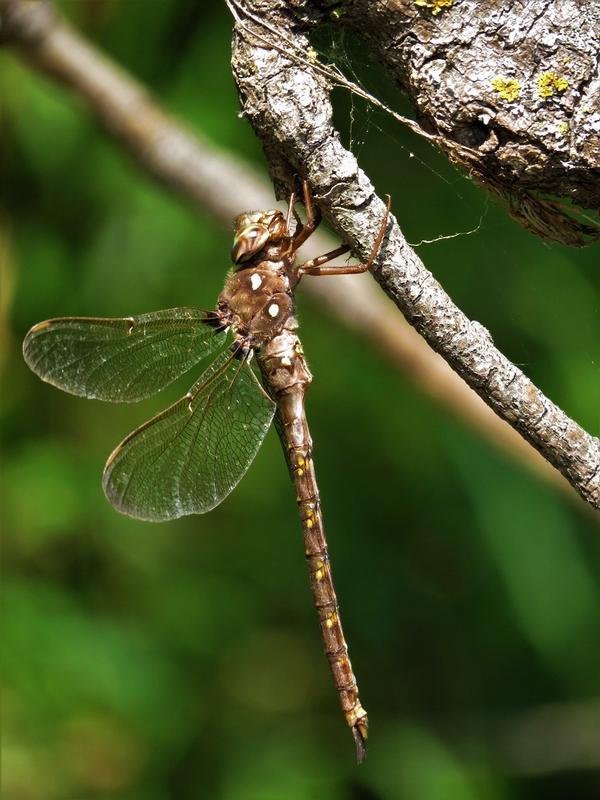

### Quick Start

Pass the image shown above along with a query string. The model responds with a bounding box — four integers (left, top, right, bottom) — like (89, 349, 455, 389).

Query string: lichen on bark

(331, 0, 600, 245)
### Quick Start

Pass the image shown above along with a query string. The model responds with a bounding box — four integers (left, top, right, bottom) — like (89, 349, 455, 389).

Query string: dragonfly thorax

(217, 266, 294, 347)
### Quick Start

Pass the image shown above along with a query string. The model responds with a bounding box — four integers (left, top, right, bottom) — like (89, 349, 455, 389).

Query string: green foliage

(2, 2, 599, 798)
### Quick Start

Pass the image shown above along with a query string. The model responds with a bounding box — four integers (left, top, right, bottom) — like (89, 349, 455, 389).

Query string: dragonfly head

(231, 209, 287, 264)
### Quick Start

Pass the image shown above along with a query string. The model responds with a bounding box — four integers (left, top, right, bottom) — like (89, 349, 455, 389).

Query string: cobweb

(311, 24, 488, 246)
(226, 0, 488, 247)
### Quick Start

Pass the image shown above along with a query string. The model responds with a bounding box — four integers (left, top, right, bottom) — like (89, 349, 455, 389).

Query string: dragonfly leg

(292, 206, 304, 238)
(299, 195, 391, 277)
(298, 244, 351, 276)
(293, 180, 323, 248)
(285, 189, 296, 236)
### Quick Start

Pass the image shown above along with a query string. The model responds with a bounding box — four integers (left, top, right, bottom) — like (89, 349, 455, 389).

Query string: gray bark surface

(229, 0, 600, 507)
(339, 0, 600, 245)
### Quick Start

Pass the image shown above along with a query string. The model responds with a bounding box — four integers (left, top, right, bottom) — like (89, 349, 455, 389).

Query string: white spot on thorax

(250, 273, 262, 290)
(268, 303, 280, 318)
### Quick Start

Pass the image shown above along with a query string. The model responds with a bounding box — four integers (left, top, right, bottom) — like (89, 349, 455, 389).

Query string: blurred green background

(2, 2, 599, 798)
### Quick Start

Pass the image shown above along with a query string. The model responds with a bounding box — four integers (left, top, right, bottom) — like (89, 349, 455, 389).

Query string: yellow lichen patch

(537, 72, 568, 98)
(297, 455, 305, 467)
(491, 77, 521, 102)
(325, 611, 338, 629)
(415, 0, 453, 13)
(557, 121, 569, 135)
(305, 518, 314, 529)
(306, 46, 318, 64)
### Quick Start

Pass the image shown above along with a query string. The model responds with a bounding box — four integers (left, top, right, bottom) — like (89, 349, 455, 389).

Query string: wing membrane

(103, 350, 276, 521)
(23, 309, 225, 402)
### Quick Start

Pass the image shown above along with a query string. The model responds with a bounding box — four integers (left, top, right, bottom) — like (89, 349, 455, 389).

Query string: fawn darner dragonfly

(23, 181, 390, 762)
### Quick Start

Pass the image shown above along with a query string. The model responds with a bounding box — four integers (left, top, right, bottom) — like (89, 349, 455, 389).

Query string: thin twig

(0, 0, 596, 505)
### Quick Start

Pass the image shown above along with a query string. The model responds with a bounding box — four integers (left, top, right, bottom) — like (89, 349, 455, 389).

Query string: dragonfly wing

(103, 350, 276, 521)
(23, 308, 225, 402)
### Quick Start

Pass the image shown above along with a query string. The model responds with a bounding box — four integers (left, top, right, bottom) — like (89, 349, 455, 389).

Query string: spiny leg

(293, 179, 323, 248)
(299, 195, 391, 277)
(285, 189, 297, 237)
(292, 206, 304, 238)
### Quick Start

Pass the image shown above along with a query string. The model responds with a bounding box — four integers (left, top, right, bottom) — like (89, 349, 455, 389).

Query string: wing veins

(40, 324, 208, 380)
(174, 352, 246, 502)
(103, 340, 277, 520)
(108, 351, 239, 513)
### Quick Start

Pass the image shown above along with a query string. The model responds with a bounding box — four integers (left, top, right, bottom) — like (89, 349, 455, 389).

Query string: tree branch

(228, 0, 599, 508)
(339, 0, 600, 245)
(1, 0, 597, 506)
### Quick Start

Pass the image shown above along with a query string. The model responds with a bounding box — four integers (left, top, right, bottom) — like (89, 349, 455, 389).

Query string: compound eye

(231, 224, 270, 264)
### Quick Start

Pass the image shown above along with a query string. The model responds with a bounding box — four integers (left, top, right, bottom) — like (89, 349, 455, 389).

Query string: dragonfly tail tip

(352, 723, 368, 765)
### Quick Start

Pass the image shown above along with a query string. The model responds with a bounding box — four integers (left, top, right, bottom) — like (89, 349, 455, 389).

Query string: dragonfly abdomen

(257, 329, 369, 763)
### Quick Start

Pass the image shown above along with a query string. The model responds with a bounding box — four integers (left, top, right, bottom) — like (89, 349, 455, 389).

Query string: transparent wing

(23, 308, 226, 402)
(103, 350, 276, 521)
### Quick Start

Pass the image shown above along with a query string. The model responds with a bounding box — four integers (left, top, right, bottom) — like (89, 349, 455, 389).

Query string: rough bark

(229, 0, 600, 508)
(313, 0, 600, 245)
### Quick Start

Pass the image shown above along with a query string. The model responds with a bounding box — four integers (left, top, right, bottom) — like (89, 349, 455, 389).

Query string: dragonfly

(23, 180, 390, 762)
